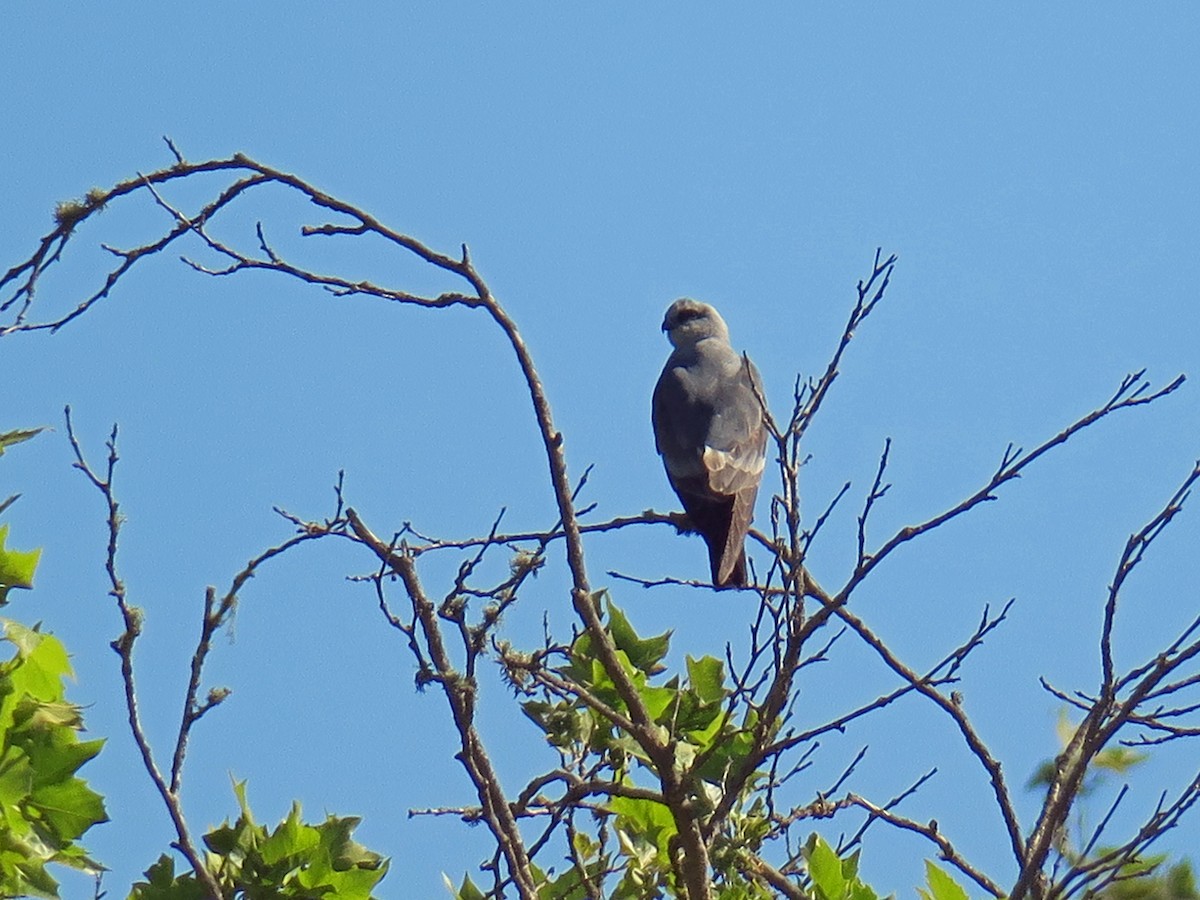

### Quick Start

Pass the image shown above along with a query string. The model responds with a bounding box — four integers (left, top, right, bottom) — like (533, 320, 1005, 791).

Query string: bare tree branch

(13, 149, 1198, 900)
(64, 407, 223, 900)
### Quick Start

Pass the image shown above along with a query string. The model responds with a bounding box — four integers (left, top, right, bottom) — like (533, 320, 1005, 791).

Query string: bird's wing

(703, 358, 768, 497)
(705, 358, 767, 585)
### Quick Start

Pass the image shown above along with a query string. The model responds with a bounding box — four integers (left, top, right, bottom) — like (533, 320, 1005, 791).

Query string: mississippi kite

(652, 299, 768, 587)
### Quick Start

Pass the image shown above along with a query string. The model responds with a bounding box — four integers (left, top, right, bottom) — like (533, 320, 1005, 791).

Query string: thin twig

(64, 408, 223, 900)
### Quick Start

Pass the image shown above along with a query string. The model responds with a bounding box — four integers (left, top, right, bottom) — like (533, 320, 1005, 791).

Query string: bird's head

(661, 298, 731, 349)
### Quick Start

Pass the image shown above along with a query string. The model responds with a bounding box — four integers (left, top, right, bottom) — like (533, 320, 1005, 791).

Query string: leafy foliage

(1100, 857, 1198, 900)
(800, 836, 876, 900)
(128, 781, 389, 900)
(0, 614, 107, 898)
(1027, 712, 1197, 900)
(513, 604, 856, 899)
(1, 427, 108, 899)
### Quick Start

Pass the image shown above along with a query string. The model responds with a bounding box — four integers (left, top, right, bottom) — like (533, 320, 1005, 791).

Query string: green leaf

(847, 882, 880, 900)
(640, 683, 678, 721)
(30, 779, 109, 840)
(686, 655, 727, 704)
(4, 624, 75, 700)
(0, 524, 42, 606)
(0, 428, 44, 457)
(140, 854, 180, 888)
(842, 849, 861, 882)
(9, 856, 60, 899)
(260, 802, 319, 865)
(605, 597, 671, 675)
(806, 836, 847, 900)
(0, 745, 35, 807)
(200, 821, 240, 857)
(572, 830, 597, 864)
(923, 861, 969, 900)
(1026, 759, 1057, 790)
(444, 872, 486, 900)
(232, 776, 255, 826)
(1164, 859, 1199, 899)
(1094, 745, 1148, 775)
(128, 854, 208, 900)
(28, 737, 105, 787)
(683, 705, 727, 754)
(609, 794, 678, 857)
(522, 698, 594, 749)
(692, 720, 757, 785)
(319, 813, 384, 871)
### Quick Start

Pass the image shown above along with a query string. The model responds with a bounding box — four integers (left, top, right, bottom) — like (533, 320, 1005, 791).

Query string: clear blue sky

(2, 4, 1198, 896)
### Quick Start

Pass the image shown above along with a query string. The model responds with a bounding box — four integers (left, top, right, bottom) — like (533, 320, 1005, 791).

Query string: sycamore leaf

(7, 856, 60, 899)
(1094, 745, 1148, 774)
(4, 624, 74, 701)
(686, 654, 727, 704)
(29, 737, 105, 787)
(640, 683, 678, 721)
(0, 427, 44, 456)
(604, 596, 671, 675)
(232, 776, 255, 826)
(128, 854, 208, 899)
(609, 795, 678, 849)
(29, 779, 109, 841)
(806, 836, 847, 900)
(0, 746, 35, 809)
(923, 861, 969, 900)
(260, 801, 319, 865)
(445, 872, 486, 900)
(0, 524, 42, 605)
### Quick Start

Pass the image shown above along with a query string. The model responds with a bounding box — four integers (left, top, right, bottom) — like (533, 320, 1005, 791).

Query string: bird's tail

(679, 490, 753, 588)
(712, 546, 748, 587)
(707, 514, 749, 588)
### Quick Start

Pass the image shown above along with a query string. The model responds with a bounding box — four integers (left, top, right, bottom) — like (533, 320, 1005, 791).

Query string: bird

(652, 299, 768, 587)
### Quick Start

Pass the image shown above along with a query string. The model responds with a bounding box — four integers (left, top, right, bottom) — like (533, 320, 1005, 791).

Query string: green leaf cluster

(803, 836, 880, 900)
(1027, 711, 1196, 897)
(1100, 856, 1198, 900)
(449, 831, 613, 900)
(129, 781, 388, 900)
(524, 597, 751, 781)
(0, 617, 108, 898)
(519, 598, 830, 898)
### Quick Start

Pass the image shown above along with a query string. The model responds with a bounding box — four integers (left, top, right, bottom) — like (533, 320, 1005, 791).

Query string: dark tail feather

(713, 486, 756, 587)
(711, 544, 748, 587)
(690, 499, 748, 588)
(675, 489, 751, 588)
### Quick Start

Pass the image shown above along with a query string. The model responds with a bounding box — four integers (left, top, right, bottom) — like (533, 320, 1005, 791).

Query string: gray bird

(652, 299, 768, 587)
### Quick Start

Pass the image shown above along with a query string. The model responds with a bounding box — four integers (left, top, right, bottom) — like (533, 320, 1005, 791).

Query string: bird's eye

(675, 308, 705, 324)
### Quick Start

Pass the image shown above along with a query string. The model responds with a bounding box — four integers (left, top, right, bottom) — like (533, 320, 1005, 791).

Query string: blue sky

(2, 3, 1198, 896)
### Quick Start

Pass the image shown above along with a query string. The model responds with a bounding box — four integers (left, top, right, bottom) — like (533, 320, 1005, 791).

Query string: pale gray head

(661, 298, 731, 349)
